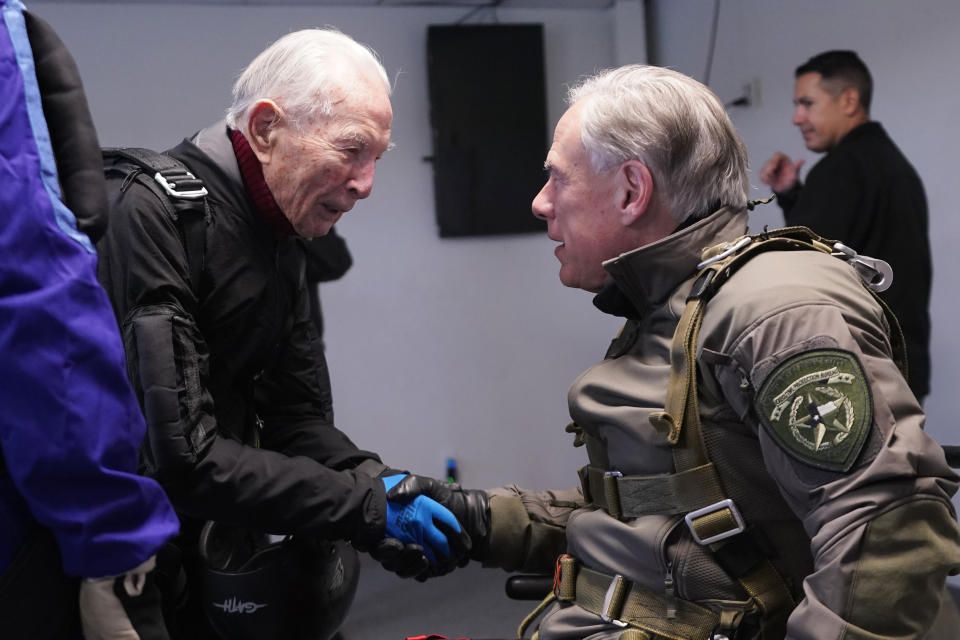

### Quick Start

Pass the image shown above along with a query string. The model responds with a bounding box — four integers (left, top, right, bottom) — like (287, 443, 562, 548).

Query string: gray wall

(29, 1, 958, 503)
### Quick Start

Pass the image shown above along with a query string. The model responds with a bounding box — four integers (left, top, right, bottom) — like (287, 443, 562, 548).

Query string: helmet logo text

(212, 597, 268, 614)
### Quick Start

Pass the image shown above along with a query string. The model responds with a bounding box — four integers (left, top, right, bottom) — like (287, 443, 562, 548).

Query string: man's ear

(618, 160, 653, 226)
(840, 87, 862, 117)
(245, 99, 283, 164)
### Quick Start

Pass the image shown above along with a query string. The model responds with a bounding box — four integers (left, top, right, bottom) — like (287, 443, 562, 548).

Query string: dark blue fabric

(0, 0, 178, 578)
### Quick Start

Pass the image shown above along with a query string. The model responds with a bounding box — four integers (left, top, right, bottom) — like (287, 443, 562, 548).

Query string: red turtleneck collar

(228, 128, 297, 237)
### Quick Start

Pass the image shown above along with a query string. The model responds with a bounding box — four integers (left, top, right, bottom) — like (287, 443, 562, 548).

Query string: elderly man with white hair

(395, 64, 960, 640)
(96, 28, 466, 639)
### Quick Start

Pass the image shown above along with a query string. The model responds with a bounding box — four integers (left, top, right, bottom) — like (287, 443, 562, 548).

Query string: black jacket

(96, 123, 387, 548)
(776, 122, 931, 400)
(301, 228, 353, 343)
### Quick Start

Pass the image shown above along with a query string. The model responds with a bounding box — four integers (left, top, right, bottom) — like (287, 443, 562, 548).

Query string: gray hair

(568, 64, 749, 221)
(225, 27, 390, 132)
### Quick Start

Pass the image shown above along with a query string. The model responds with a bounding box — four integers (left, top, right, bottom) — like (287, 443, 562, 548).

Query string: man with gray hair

(395, 64, 960, 639)
(96, 28, 466, 639)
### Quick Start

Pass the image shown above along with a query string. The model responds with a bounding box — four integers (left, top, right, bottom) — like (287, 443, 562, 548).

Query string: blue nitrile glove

(382, 474, 463, 565)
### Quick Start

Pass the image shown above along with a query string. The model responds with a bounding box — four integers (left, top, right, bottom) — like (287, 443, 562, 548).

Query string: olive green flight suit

(483, 207, 960, 639)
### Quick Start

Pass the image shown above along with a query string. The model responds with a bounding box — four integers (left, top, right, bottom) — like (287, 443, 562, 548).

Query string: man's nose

(531, 184, 552, 220)
(348, 161, 376, 199)
(792, 106, 805, 126)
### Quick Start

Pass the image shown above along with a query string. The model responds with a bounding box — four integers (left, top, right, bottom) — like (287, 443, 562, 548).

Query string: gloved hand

(381, 474, 471, 566)
(79, 555, 169, 640)
(367, 537, 429, 579)
(385, 474, 490, 564)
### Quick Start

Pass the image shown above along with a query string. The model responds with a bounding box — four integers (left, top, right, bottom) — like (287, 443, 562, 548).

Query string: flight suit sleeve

(722, 281, 960, 639)
(481, 485, 584, 573)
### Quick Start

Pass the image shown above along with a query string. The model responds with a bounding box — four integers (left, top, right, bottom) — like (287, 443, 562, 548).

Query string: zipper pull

(664, 562, 677, 619)
(251, 413, 264, 448)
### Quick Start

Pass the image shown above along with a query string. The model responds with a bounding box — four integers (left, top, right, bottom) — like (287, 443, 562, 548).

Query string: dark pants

(0, 527, 81, 639)
(154, 523, 220, 640)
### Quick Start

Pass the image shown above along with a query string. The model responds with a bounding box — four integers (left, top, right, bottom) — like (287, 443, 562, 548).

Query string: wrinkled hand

(758, 151, 804, 193)
(386, 474, 490, 570)
(381, 474, 471, 568)
(79, 555, 169, 640)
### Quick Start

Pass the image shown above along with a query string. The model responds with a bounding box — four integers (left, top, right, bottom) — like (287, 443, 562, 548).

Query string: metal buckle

(154, 170, 208, 200)
(600, 574, 629, 628)
(697, 236, 753, 269)
(832, 242, 893, 292)
(685, 498, 745, 545)
(602, 470, 623, 519)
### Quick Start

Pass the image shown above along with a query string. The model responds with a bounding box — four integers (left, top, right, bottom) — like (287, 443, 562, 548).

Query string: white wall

(647, 0, 960, 524)
(29, 1, 625, 491)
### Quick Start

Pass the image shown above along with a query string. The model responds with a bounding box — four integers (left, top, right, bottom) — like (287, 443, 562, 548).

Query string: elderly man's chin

(293, 214, 340, 239)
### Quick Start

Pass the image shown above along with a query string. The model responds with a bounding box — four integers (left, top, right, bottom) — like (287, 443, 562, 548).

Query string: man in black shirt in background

(759, 50, 932, 402)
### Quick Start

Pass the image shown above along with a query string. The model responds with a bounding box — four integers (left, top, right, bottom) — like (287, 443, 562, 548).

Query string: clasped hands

(369, 473, 489, 581)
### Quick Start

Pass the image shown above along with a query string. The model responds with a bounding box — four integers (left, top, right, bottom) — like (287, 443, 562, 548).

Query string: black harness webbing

(102, 147, 209, 296)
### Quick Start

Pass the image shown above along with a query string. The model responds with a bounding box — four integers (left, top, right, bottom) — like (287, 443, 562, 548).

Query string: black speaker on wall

(426, 24, 548, 238)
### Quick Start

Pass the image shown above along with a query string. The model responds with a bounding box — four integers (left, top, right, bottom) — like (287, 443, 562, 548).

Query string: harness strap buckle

(696, 236, 753, 270)
(832, 242, 893, 292)
(154, 169, 208, 200)
(602, 470, 623, 519)
(710, 606, 747, 640)
(600, 574, 629, 628)
(685, 498, 745, 545)
(553, 554, 577, 601)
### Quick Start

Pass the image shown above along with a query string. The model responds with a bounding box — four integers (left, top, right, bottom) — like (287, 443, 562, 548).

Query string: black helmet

(198, 521, 359, 640)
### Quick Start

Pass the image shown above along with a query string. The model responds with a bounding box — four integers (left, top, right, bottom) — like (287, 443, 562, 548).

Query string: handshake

(370, 474, 489, 581)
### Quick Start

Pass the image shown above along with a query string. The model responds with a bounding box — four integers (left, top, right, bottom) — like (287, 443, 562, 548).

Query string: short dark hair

(796, 50, 872, 111)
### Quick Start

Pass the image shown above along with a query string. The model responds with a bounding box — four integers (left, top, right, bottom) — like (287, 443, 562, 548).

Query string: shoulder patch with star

(755, 349, 873, 472)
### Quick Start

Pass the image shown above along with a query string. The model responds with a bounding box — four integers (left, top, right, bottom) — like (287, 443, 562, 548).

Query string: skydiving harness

(102, 147, 209, 295)
(519, 219, 905, 640)
(102, 147, 282, 450)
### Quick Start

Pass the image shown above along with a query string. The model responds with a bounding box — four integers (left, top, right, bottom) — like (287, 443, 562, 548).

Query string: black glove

(386, 474, 489, 574)
(367, 538, 430, 579)
(381, 474, 466, 565)
(78, 555, 169, 640)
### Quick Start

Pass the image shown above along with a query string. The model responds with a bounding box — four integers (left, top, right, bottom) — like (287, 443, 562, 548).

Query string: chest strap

(578, 465, 743, 546)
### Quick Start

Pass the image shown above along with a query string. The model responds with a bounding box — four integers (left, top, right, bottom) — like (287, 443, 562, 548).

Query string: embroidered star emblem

(756, 349, 872, 471)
